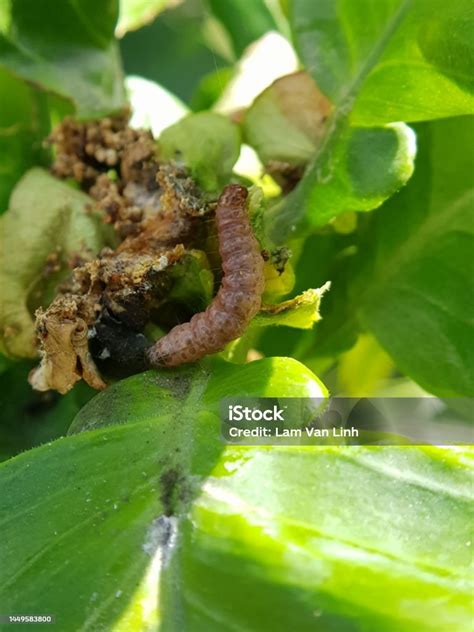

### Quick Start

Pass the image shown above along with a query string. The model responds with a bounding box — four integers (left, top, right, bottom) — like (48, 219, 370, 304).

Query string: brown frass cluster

(31, 113, 214, 393)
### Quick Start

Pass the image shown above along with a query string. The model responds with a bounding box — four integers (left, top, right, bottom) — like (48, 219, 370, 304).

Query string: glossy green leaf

(0, 168, 111, 358)
(158, 112, 241, 191)
(355, 117, 474, 397)
(0, 69, 50, 213)
(116, 0, 169, 38)
(1, 360, 472, 630)
(183, 446, 473, 632)
(0, 0, 126, 118)
(70, 357, 326, 435)
(300, 234, 360, 363)
(292, 0, 474, 125)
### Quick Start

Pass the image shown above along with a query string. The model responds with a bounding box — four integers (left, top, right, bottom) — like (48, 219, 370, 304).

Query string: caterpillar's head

(218, 184, 248, 209)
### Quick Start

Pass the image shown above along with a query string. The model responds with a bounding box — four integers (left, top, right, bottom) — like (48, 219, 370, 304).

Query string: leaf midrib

(269, 0, 412, 241)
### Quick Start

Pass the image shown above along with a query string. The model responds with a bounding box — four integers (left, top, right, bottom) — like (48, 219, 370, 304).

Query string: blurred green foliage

(120, 1, 227, 103)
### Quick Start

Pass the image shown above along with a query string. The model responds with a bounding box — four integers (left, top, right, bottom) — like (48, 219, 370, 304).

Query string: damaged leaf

(255, 284, 330, 330)
(26, 114, 219, 394)
(243, 72, 417, 243)
(29, 312, 106, 396)
(243, 71, 333, 168)
(158, 112, 241, 191)
(0, 168, 110, 359)
(29, 243, 190, 394)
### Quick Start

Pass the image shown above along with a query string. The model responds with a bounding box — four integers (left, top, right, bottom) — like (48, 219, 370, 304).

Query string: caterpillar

(146, 184, 265, 367)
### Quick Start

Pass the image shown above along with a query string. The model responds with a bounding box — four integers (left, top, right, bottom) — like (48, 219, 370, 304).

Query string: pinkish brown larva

(146, 184, 265, 367)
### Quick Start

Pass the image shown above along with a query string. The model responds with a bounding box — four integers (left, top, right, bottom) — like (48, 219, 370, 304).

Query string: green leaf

(116, 0, 169, 38)
(266, 121, 416, 239)
(264, 0, 474, 242)
(190, 67, 234, 112)
(0, 359, 325, 627)
(0, 68, 50, 213)
(231, 281, 329, 372)
(292, 0, 474, 125)
(207, 0, 278, 58)
(183, 446, 473, 631)
(70, 357, 326, 434)
(255, 285, 330, 329)
(355, 116, 474, 397)
(1, 361, 472, 630)
(158, 112, 241, 191)
(0, 168, 111, 358)
(0, 0, 126, 118)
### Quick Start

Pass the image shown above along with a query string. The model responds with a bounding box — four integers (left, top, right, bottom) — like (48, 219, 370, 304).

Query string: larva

(147, 184, 265, 367)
